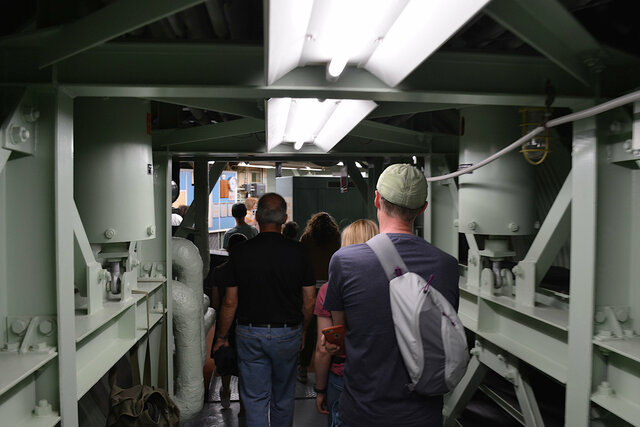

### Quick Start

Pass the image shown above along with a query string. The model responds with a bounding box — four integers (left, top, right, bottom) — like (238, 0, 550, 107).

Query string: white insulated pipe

(427, 89, 640, 182)
(171, 237, 205, 420)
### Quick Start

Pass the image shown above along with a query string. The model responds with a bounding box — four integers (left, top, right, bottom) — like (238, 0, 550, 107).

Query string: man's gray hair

(256, 193, 287, 226)
(380, 197, 424, 222)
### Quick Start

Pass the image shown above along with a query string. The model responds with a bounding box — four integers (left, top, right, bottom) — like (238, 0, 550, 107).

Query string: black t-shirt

(229, 232, 315, 324)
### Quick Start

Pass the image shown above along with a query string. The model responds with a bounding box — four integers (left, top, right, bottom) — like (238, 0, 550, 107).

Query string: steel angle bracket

(1, 88, 41, 156)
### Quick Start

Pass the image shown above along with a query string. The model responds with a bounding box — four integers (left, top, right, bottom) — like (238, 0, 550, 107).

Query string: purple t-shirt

(324, 233, 459, 427)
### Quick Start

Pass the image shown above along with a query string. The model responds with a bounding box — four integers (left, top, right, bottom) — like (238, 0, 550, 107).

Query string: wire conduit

(427, 89, 640, 182)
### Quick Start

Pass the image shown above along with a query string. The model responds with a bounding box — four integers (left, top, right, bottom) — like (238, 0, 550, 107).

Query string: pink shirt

(315, 282, 344, 376)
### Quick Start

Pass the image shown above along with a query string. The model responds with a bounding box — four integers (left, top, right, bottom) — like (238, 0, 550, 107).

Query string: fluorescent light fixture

(267, 98, 377, 152)
(267, 0, 489, 86)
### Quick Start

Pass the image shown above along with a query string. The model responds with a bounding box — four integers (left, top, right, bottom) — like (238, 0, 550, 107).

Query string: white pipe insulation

(171, 237, 205, 420)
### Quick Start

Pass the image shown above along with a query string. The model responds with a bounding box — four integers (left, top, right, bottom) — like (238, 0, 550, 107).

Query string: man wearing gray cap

(324, 163, 459, 427)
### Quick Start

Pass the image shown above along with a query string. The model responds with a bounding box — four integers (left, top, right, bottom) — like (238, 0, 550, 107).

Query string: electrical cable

(427, 89, 640, 182)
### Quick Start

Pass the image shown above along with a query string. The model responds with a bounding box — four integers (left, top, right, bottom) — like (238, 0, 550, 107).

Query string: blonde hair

(244, 197, 258, 211)
(341, 219, 379, 247)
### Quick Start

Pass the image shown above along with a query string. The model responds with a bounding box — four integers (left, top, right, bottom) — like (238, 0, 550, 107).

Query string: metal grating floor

(207, 373, 317, 403)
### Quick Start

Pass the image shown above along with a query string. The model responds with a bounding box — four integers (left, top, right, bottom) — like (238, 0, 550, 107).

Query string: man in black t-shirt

(214, 193, 315, 426)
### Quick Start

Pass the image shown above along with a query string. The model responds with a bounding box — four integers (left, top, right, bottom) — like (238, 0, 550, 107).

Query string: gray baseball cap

(376, 164, 428, 209)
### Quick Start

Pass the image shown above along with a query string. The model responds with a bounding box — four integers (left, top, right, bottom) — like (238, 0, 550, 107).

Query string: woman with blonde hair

(313, 219, 379, 425)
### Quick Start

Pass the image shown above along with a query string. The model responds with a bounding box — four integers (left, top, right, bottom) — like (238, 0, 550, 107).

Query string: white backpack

(367, 234, 469, 396)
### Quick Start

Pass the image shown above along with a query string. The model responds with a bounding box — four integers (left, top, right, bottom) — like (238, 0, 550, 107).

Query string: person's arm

(211, 286, 220, 312)
(300, 285, 316, 350)
(213, 286, 238, 352)
(314, 315, 333, 415)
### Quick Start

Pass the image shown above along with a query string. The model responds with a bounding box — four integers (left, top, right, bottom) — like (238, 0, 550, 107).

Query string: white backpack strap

(366, 234, 409, 281)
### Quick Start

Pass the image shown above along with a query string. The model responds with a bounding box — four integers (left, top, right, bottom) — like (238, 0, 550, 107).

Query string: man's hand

(315, 392, 329, 415)
(213, 337, 229, 353)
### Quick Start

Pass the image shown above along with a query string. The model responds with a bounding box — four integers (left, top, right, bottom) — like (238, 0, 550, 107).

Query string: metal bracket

(444, 339, 545, 427)
(3, 316, 57, 353)
(1, 89, 40, 156)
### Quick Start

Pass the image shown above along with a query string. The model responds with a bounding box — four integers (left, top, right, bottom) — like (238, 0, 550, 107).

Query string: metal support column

(175, 160, 226, 237)
(345, 160, 369, 205)
(565, 116, 598, 426)
(367, 158, 384, 220)
(192, 159, 210, 277)
(54, 89, 79, 426)
(443, 356, 489, 426)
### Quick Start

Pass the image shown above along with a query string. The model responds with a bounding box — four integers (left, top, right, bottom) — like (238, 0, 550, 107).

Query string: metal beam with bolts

(40, 0, 206, 68)
(485, 0, 603, 86)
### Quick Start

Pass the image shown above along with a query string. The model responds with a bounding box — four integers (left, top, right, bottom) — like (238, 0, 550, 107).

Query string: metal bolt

(469, 256, 477, 266)
(512, 265, 522, 277)
(11, 319, 27, 335)
(594, 311, 606, 324)
(633, 149, 640, 157)
(2, 342, 19, 352)
(153, 302, 164, 312)
(467, 221, 477, 231)
(508, 222, 520, 232)
(38, 320, 54, 336)
(10, 126, 30, 144)
(615, 307, 628, 323)
(29, 342, 48, 352)
(22, 106, 40, 123)
(143, 262, 152, 272)
(623, 140, 632, 152)
(453, 219, 459, 228)
(609, 121, 622, 133)
(34, 399, 53, 416)
(146, 225, 156, 236)
(104, 228, 116, 239)
(497, 354, 505, 363)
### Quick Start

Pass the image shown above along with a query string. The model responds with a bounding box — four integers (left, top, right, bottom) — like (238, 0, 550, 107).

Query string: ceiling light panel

(267, 0, 489, 86)
(267, 98, 377, 152)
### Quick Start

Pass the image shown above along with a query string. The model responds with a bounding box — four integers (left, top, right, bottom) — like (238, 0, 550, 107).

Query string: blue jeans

(327, 372, 344, 427)
(235, 324, 302, 427)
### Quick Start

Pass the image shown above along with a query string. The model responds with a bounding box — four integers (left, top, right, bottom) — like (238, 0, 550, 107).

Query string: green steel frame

(1, 0, 640, 425)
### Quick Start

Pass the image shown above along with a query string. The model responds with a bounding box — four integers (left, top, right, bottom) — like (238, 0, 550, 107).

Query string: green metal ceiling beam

(368, 102, 463, 118)
(62, 84, 589, 109)
(1, 42, 594, 102)
(151, 98, 264, 119)
(154, 117, 448, 152)
(485, 0, 602, 86)
(40, 0, 206, 68)
(352, 121, 435, 150)
(153, 118, 265, 147)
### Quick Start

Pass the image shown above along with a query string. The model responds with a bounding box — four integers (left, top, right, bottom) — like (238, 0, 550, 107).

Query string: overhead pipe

(171, 237, 205, 420)
(427, 89, 640, 182)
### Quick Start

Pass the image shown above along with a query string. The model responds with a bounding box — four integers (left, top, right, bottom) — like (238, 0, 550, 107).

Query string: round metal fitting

(615, 307, 628, 323)
(104, 228, 116, 239)
(453, 219, 459, 228)
(594, 311, 606, 323)
(11, 319, 27, 335)
(38, 320, 54, 336)
(146, 225, 156, 236)
(512, 265, 523, 277)
(508, 222, 520, 232)
(10, 126, 30, 144)
(623, 140, 632, 152)
(22, 107, 40, 123)
(467, 221, 477, 231)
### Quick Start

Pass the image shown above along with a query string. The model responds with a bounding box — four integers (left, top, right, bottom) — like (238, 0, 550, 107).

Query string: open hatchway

(2, 1, 640, 426)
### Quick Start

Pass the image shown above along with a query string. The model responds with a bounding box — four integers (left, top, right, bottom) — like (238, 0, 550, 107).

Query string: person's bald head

(256, 193, 287, 228)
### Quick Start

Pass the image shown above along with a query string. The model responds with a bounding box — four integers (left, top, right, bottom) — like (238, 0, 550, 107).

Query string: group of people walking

(209, 163, 459, 427)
